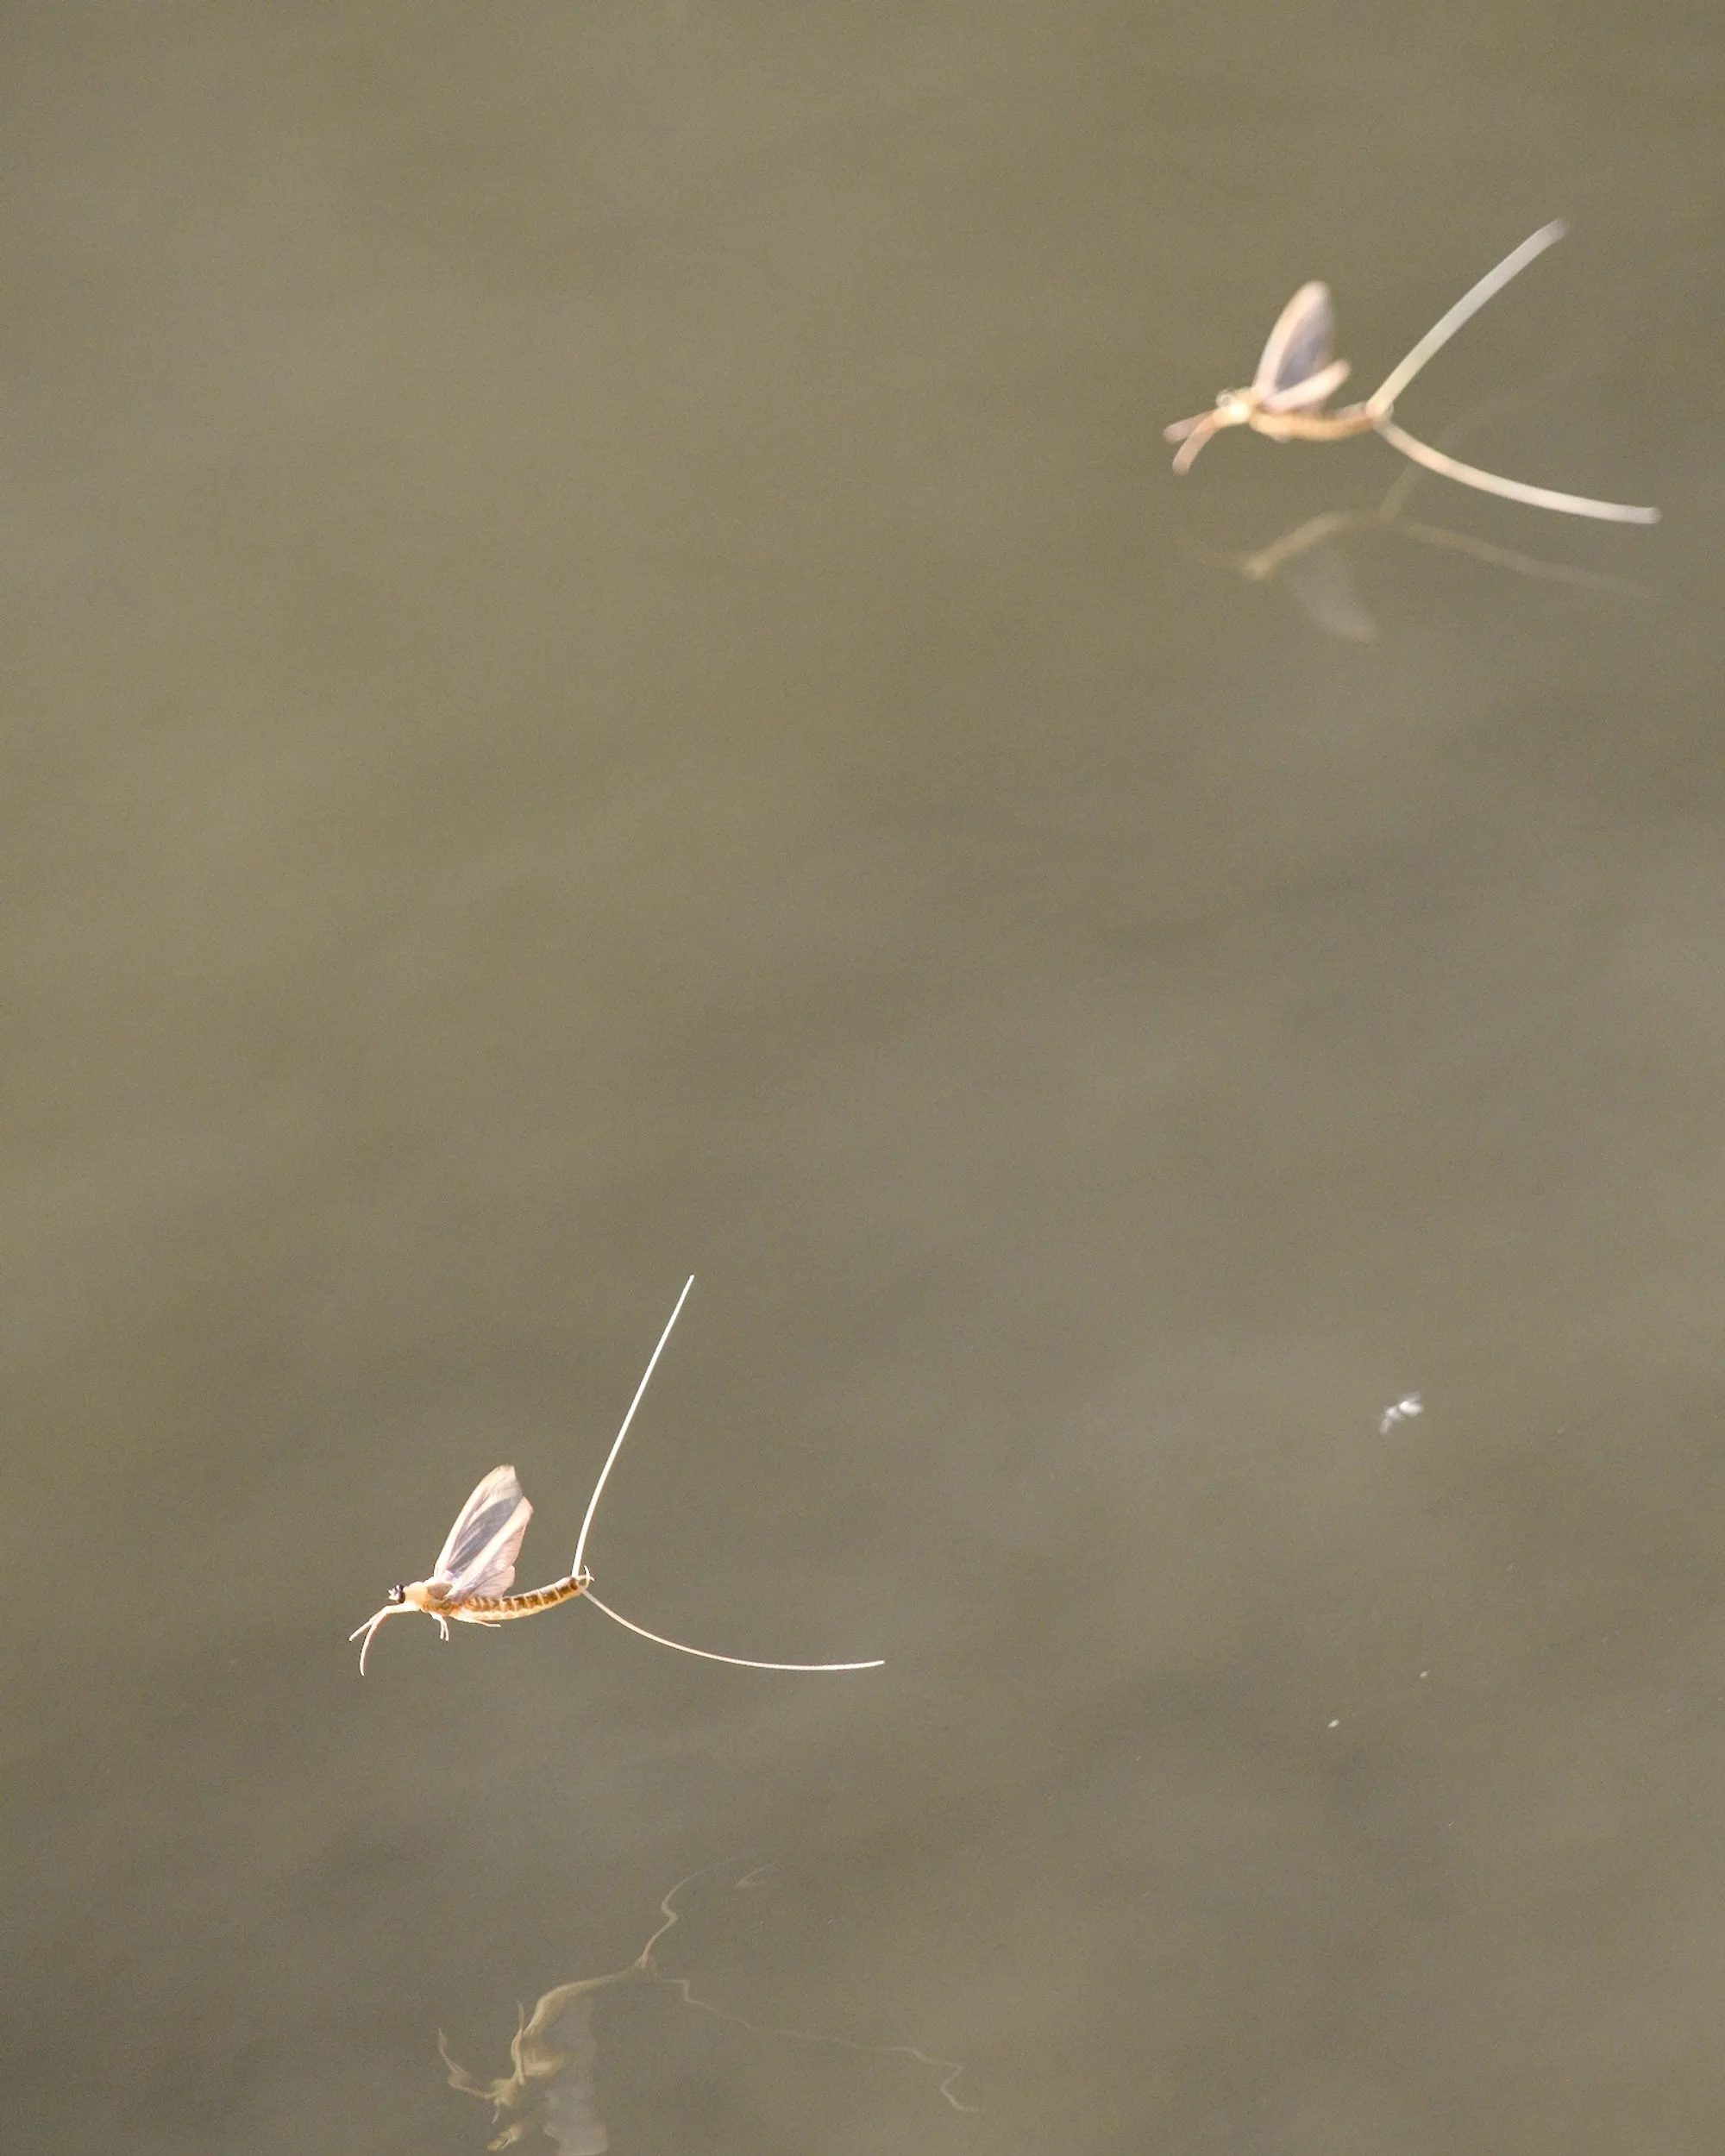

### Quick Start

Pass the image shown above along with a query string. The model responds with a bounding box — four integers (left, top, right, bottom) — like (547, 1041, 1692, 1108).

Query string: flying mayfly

(350, 1278, 883, 1677)
(1164, 222, 1659, 523)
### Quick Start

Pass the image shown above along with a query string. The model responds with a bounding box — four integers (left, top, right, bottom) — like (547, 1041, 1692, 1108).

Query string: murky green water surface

(5, 5, 1724, 2152)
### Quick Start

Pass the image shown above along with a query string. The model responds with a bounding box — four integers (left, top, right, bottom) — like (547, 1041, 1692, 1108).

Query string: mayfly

(350, 1277, 884, 1676)
(1164, 222, 1659, 523)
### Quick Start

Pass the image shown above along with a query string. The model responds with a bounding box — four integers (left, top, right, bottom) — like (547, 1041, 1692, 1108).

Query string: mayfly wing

(1253, 281, 1344, 409)
(1264, 355, 1352, 414)
(430, 1465, 534, 1597)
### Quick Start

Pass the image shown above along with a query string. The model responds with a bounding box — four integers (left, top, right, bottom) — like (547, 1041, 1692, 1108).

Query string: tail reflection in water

(1182, 379, 1656, 642)
(1197, 455, 1653, 642)
(1244, 479, 1652, 644)
(438, 1865, 979, 2151)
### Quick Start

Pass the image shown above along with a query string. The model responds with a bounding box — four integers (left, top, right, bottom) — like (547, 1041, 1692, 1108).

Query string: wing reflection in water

(442, 1983, 612, 2153)
(438, 1864, 978, 2151)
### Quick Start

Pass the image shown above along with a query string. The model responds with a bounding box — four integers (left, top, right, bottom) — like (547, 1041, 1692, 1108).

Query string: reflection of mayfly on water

(1165, 222, 1659, 525)
(350, 1278, 882, 1677)
(1195, 445, 1655, 642)
(439, 1864, 979, 2152)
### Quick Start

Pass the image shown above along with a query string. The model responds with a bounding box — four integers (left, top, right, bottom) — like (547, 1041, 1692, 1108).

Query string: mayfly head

(349, 1577, 455, 1673)
(349, 1598, 408, 1675)
(1164, 389, 1258, 473)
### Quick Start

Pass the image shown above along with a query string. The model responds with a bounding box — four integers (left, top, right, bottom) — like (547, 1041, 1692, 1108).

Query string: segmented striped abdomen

(455, 1576, 587, 1622)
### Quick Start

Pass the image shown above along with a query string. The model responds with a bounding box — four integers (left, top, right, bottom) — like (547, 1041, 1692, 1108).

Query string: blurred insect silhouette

(439, 1863, 976, 2152)
(350, 1278, 883, 1676)
(447, 1984, 606, 2154)
(1165, 222, 1659, 523)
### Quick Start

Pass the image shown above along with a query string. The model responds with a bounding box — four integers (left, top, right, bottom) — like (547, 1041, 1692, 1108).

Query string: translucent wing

(431, 1466, 533, 1598)
(1254, 281, 1349, 411)
(1264, 354, 1351, 414)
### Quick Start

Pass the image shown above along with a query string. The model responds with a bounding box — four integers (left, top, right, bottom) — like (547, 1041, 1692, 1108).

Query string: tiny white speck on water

(1379, 1394, 1423, 1433)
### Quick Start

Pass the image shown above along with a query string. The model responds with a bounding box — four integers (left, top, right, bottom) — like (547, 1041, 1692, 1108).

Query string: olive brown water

(4, 7, 1722, 2153)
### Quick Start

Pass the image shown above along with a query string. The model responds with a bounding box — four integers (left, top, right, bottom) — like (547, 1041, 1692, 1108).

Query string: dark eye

(387, 1583, 406, 1605)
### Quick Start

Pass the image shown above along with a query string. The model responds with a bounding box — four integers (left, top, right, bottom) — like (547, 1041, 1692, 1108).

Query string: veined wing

(430, 1465, 533, 1599)
(1254, 281, 1349, 411)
